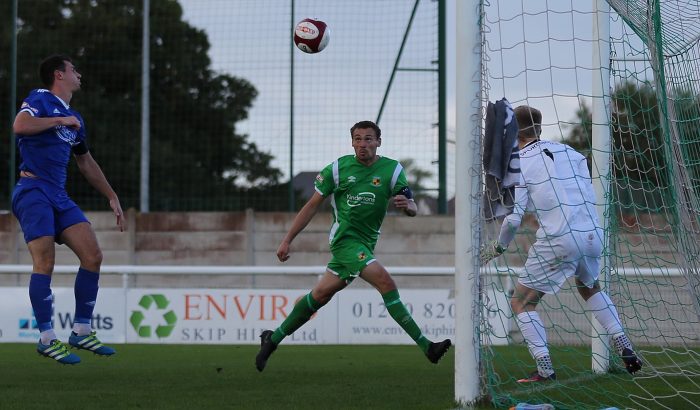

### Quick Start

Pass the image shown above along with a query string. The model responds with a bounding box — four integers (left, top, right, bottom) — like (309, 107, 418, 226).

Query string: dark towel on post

(483, 98, 519, 221)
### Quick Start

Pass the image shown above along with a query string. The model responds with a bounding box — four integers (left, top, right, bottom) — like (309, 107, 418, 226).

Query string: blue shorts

(12, 177, 88, 243)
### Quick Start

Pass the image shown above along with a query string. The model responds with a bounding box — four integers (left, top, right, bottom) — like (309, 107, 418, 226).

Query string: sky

(177, 1, 439, 186)
(177, 0, 646, 198)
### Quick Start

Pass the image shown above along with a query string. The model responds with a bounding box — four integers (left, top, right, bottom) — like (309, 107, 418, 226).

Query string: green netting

(1, 0, 440, 212)
(479, 1, 700, 408)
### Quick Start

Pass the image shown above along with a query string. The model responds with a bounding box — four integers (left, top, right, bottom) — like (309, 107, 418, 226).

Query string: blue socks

(74, 268, 99, 328)
(29, 273, 53, 332)
(30, 269, 100, 342)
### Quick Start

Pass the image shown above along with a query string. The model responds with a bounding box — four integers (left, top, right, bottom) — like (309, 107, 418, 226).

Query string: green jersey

(314, 155, 409, 250)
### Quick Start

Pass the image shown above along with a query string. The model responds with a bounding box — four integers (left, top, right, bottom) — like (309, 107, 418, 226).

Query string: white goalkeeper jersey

(506, 140, 600, 242)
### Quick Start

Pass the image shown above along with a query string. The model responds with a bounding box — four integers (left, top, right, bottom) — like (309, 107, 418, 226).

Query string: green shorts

(327, 241, 375, 283)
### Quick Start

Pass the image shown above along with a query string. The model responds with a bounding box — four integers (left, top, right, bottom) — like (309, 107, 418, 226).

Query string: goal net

(477, 1, 700, 408)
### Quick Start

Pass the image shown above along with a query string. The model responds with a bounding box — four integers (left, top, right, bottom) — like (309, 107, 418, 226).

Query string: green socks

(271, 292, 324, 345)
(382, 289, 431, 353)
(270, 289, 430, 353)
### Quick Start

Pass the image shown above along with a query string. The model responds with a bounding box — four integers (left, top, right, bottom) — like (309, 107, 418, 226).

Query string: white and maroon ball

(294, 18, 330, 54)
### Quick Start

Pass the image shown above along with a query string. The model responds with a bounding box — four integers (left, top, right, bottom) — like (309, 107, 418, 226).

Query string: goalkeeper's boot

(426, 338, 452, 364)
(37, 339, 81, 365)
(621, 348, 643, 374)
(255, 330, 278, 372)
(516, 370, 556, 383)
(69, 331, 116, 356)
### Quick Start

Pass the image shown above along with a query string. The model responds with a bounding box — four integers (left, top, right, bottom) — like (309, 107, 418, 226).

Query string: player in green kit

(256, 120, 451, 372)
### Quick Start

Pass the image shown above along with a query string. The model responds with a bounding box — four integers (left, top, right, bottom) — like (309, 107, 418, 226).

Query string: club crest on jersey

(357, 251, 367, 261)
(315, 174, 324, 183)
(371, 177, 382, 187)
(55, 125, 77, 145)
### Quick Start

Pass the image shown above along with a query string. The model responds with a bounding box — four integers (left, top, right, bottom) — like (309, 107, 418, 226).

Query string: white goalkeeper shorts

(519, 229, 603, 294)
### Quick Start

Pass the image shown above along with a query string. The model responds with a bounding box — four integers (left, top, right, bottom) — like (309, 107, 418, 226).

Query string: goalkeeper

(481, 106, 642, 382)
(255, 120, 451, 372)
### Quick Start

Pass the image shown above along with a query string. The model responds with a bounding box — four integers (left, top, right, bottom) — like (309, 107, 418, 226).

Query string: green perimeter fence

(1, 0, 446, 213)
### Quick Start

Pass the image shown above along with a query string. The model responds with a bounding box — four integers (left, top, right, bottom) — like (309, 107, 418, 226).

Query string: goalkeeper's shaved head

(514, 105, 542, 139)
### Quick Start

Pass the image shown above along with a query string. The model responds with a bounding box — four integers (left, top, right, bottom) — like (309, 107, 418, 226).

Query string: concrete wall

(0, 210, 456, 289)
(0, 209, 678, 287)
(0, 210, 457, 266)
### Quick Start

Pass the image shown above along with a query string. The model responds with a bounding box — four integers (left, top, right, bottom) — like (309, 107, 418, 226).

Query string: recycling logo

(130, 294, 177, 338)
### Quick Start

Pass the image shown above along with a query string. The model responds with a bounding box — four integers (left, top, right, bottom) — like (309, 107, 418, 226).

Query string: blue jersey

(16, 89, 87, 188)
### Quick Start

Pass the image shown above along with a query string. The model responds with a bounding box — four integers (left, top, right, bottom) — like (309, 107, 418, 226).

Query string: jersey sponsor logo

(55, 125, 78, 145)
(53, 108, 61, 114)
(347, 176, 356, 183)
(346, 192, 376, 207)
(371, 176, 382, 187)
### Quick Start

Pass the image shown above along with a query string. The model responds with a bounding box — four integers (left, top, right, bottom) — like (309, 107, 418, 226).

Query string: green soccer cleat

(425, 338, 452, 364)
(69, 331, 116, 356)
(37, 339, 81, 365)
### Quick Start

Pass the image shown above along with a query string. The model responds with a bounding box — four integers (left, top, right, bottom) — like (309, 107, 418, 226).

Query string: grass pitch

(0, 344, 454, 410)
(485, 345, 700, 410)
(1, 344, 697, 409)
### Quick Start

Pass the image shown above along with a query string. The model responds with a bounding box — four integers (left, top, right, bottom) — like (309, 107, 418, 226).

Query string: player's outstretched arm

(74, 151, 126, 232)
(277, 192, 325, 262)
(13, 111, 81, 135)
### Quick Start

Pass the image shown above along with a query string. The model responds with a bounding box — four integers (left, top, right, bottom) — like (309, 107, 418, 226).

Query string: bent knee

(510, 298, 526, 315)
(33, 260, 56, 275)
(375, 275, 396, 294)
(80, 249, 103, 270)
(312, 290, 333, 305)
(576, 279, 600, 300)
(510, 293, 537, 314)
(31, 252, 56, 274)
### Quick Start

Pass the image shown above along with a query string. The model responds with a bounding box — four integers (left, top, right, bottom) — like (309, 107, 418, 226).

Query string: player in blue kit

(12, 55, 125, 364)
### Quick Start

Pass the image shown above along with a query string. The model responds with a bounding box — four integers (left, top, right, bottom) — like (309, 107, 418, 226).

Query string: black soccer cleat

(621, 348, 643, 374)
(255, 330, 278, 372)
(425, 339, 452, 364)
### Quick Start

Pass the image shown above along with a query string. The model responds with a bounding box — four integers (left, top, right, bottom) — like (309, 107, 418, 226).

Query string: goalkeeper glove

(480, 240, 505, 265)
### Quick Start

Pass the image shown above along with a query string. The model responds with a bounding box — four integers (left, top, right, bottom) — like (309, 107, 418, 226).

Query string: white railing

(0, 264, 684, 276)
(0, 265, 453, 275)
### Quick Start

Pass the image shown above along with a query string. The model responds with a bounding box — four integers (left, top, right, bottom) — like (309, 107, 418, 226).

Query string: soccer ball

(294, 18, 330, 54)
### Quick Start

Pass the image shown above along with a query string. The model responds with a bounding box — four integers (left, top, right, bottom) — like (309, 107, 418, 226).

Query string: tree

(563, 102, 593, 158)
(562, 82, 679, 213)
(399, 158, 434, 200)
(0, 0, 284, 211)
(561, 102, 594, 175)
(0, 1, 15, 209)
(387, 158, 435, 214)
